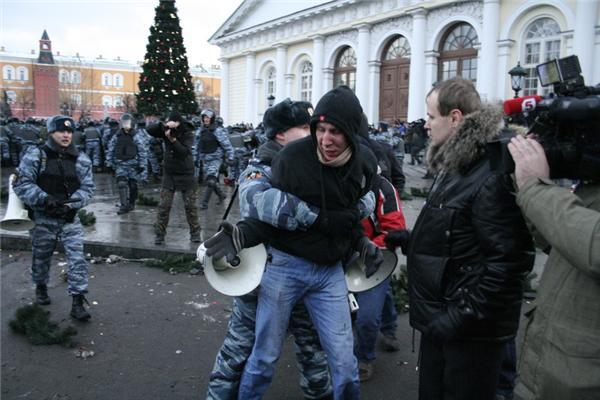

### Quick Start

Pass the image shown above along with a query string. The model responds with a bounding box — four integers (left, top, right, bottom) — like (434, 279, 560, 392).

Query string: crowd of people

(5, 75, 598, 400)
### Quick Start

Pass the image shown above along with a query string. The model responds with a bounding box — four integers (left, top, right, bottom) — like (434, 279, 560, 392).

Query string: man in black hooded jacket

(205, 86, 381, 399)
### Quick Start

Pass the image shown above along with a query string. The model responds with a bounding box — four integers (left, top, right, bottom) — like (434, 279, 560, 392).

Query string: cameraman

(508, 135, 600, 400)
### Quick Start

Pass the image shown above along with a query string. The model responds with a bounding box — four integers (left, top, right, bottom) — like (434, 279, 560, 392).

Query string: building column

(244, 52, 256, 124)
(573, 0, 598, 83)
(478, 0, 500, 101)
(595, 27, 600, 85)
(285, 74, 294, 99)
(219, 57, 229, 124)
(323, 67, 334, 94)
(254, 78, 263, 123)
(311, 35, 325, 103)
(275, 44, 287, 103)
(355, 24, 371, 109)
(424, 50, 439, 93)
(408, 8, 427, 121)
(496, 39, 514, 101)
(367, 60, 381, 124)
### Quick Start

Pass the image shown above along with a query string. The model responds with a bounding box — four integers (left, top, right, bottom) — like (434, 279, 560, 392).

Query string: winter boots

(190, 230, 202, 243)
(35, 284, 51, 305)
(117, 183, 130, 214)
(70, 294, 91, 321)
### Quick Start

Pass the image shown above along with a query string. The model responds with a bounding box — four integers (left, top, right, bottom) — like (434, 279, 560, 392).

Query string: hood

(309, 86, 363, 157)
(426, 104, 504, 174)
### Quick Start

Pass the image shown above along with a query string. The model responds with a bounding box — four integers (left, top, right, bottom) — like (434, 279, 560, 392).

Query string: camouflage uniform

(6, 120, 22, 166)
(207, 139, 376, 400)
(106, 128, 148, 213)
(16, 122, 41, 161)
(0, 123, 10, 165)
(83, 125, 103, 168)
(196, 124, 234, 208)
(13, 140, 95, 295)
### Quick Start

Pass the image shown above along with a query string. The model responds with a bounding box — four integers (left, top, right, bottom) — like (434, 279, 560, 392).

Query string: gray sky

(0, 0, 243, 66)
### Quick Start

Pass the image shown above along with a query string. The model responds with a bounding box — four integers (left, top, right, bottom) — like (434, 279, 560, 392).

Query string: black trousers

(418, 334, 505, 400)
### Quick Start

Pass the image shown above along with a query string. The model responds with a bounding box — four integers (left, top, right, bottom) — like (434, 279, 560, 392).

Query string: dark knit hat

(310, 86, 363, 142)
(263, 99, 313, 139)
(167, 110, 183, 123)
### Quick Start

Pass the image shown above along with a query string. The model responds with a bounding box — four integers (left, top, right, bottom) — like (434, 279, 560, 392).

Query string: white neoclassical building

(210, 0, 599, 126)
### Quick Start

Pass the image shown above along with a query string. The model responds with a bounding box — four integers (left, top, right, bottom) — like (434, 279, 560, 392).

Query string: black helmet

(215, 116, 224, 127)
(120, 113, 134, 129)
(46, 115, 75, 134)
(201, 109, 215, 124)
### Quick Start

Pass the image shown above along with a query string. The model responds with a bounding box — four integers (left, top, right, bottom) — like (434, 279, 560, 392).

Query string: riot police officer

(83, 121, 103, 172)
(106, 113, 148, 214)
(195, 109, 234, 209)
(13, 115, 95, 320)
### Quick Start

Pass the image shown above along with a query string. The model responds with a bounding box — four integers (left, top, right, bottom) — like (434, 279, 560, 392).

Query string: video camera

(490, 55, 600, 181)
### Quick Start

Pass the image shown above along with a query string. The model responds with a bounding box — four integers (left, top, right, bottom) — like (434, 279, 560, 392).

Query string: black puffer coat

(408, 105, 534, 341)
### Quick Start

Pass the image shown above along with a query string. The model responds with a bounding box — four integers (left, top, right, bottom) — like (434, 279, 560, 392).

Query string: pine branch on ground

(410, 187, 430, 198)
(9, 305, 77, 347)
(144, 255, 201, 273)
(390, 268, 409, 314)
(137, 193, 159, 206)
(78, 209, 96, 226)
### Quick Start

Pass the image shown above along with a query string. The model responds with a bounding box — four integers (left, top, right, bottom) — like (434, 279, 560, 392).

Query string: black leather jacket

(408, 105, 535, 341)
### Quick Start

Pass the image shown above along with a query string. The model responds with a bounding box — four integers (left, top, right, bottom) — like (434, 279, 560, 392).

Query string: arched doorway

(333, 46, 356, 91)
(437, 22, 478, 83)
(379, 35, 411, 123)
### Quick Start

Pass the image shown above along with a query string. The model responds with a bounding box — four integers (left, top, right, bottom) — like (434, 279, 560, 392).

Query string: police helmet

(201, 109, 216, 124)
(120, 113, 134, 129)
(46, 115, 75, 134)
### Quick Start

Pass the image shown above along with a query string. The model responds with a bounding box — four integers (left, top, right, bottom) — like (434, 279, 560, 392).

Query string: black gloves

(314, 208, 361, 236)
(426, 307, 464, 342)
(355, 236, 384, 278)
(204, 221, 246, 264)
(384, 229, 411, 254)
(44, 196, 76, 222)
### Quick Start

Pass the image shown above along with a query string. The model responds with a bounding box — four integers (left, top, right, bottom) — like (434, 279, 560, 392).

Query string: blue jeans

(354, 277, 391, 362)
(496, 339, 516, 399)
(239, 247, 359, 400)
(380, 283, 398, 337)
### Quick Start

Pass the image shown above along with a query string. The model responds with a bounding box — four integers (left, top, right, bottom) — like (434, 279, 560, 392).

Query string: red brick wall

(33, 65, 59, 117)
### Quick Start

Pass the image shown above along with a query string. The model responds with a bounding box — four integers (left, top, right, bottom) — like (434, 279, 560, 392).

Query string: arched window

(102, 95, 113, 107)
(59, 69, 70, 83)
(70, 70, 81, 85)
(438, 23, 478, 82)
(71, 94, 82, 106)
(384, 36, 411, 60)
(102, 73, 112, 86)
(113, 74, 124, 87)
(299, 61, 313, 102)
(266, 66, 276, 105)
(16, 67, 28, 81)
(3, 65, 15, 80)
(522, 18, 561, 96)
(6, 91, 16, 104)
(195, 80, 204, 93)
(334, 46, 356, 91)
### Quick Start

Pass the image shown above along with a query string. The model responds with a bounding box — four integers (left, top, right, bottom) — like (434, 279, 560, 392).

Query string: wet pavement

(0, 160, 547, 400)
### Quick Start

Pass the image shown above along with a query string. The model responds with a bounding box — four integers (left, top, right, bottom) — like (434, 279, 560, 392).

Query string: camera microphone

(503, 95, 543, 116)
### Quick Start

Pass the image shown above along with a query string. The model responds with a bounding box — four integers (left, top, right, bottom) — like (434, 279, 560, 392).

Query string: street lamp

(508, 61, 528, 98)
(267, 94, 275, 107)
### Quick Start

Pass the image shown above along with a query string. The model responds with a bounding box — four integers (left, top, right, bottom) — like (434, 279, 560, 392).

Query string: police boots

(70, 294, 91, 321)
(117, 185, 130, 214)
(35, 284, 51, 305)
(200, 188, 212, 209)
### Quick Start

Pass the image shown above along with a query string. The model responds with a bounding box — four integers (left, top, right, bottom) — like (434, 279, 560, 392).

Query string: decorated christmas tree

(136, 0, 198, 116)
